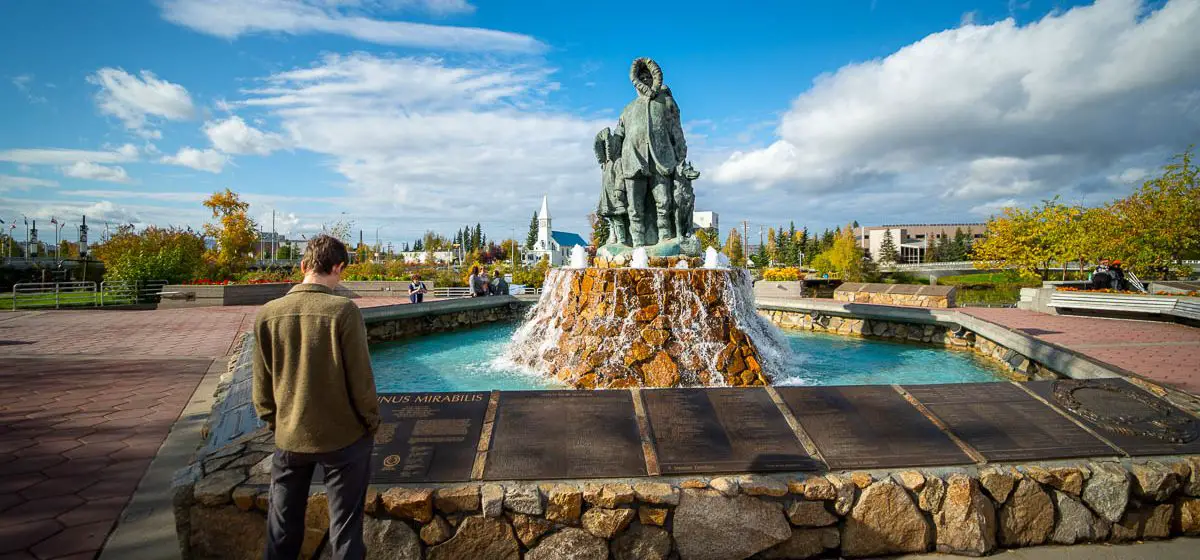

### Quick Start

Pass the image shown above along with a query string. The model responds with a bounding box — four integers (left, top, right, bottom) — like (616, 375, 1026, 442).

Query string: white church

(524, 196, 587, 267)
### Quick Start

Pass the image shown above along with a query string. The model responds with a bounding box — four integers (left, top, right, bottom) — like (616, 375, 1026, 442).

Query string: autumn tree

(695, 227, 720, 251)
(589, 210, 609, 247)
(202, 189, 256, 276)
(1108, 148, 1200, 278)
(723, 228, 746, 267)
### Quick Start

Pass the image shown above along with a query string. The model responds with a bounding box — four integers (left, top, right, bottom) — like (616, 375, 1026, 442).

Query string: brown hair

(302, 234, 349, 275)
(471, 265, 479, 276)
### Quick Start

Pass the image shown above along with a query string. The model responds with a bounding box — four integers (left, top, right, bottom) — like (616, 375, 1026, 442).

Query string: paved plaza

(961, 308, 1200, 395)
(0, 301, 1197, 558)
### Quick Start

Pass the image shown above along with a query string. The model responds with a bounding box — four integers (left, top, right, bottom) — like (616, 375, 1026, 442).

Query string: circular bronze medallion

(1052, 380, 1199, 443)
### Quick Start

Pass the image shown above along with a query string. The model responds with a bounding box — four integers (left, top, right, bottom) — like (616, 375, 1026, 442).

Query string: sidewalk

(959, 308, 1200, 395)
(899, 537, 1200, 559)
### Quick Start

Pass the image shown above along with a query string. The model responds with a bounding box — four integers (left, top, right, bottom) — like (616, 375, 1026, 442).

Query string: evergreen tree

(951, 227, 971, 261)
(776, 224, 792, 265)
(820, 229, 835, 252)
(526, 212, 538, 249)
(878, 229, 899, 264)
(473, 223, 483, 252)
(798, 227, 810, 265)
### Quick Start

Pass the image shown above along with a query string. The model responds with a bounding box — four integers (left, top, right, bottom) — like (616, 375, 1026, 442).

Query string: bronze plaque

(905, 383, 1116, 461)
(484, 390, 647, 480)
(1026, 379, 1200, 456)
(776, 385, 971, 469)
(370, 392, 489, 483)
(642, 388, 821, 474)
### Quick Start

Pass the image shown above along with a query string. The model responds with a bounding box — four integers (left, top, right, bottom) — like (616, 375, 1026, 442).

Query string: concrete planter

(753, 281, 807, 300)
(159, 283, 296, 308)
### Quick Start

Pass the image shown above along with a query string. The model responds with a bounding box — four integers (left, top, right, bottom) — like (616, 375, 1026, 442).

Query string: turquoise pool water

(370, 322, 1008, 392)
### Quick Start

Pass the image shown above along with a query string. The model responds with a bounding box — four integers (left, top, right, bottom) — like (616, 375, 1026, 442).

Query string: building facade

(524, 196, 587, 267)
(860, 223, 986, 263)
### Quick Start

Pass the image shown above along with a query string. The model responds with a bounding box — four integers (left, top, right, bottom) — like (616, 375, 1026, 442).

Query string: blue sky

(2, 0, 1197, 247)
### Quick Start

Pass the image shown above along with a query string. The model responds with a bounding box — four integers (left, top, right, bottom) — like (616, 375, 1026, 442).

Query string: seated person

(469, 266, 489, 297)
(1090, 259, 1111, 290)
(1109, 260, 1126, 291)
(489, 270, 509, 296)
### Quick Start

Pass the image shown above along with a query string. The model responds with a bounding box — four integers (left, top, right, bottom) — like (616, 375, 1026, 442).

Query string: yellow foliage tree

(1108, 149, 1200, 278)
(723, 228, 745, 267)
(823, 223, 865, 281)
(202, 189, 256, 277)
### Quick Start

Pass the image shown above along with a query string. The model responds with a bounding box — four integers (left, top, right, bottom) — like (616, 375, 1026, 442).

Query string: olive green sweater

(252, 283, 380, 453)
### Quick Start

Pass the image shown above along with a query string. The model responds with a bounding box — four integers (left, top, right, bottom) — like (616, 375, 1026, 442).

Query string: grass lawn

(0, 291, 138, 310)
(934, 271, 1042, 307)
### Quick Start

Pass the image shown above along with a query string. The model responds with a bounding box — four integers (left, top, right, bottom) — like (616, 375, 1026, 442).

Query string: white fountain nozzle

(568, 245, 588, 268)
(630, 247, 649, 269)
(702, 246, 728, 269)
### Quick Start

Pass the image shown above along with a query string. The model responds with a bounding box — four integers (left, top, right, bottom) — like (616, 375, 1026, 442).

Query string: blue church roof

(551, 230, 587, 248)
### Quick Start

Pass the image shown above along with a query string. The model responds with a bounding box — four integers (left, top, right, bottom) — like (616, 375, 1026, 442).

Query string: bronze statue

(597, 57, 700, 257)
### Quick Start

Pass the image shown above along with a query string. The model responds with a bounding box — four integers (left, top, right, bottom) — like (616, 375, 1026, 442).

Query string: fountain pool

(370, 322, 1010, 392)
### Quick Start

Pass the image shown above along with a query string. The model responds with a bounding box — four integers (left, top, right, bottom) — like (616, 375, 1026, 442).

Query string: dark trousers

(266, 434, 373, 560)
(409, 293, 423, 304)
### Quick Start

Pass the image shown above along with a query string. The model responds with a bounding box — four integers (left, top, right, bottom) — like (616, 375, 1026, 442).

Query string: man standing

(613, 57, 687, 246)
(253, 234, 379, 559)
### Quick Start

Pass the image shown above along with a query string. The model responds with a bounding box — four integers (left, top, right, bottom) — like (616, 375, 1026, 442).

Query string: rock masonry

(177, 442, 1200, 559)
(507, 268, 781, 389)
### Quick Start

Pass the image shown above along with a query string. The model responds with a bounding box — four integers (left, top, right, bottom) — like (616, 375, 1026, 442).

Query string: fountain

(505, 57, 789, 389)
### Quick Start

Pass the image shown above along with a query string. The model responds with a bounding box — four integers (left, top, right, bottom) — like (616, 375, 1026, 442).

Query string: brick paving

(0, 297, 425, 559)
(960, 308, 1200, 394)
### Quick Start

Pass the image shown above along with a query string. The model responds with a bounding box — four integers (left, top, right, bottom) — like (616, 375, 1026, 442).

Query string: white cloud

(0, 175, 59, 192)
(159, 0, 541, 53)
(160, 147, 230, 173)
(11, 74, 47, 104)
(88, 68, 195, 136)
(203, 116, 288, 155)
(61, 162, 133, 183)
(235, 53, 606, 234)
(0, 144, 139, 165)
(711, 0, 1200, 225)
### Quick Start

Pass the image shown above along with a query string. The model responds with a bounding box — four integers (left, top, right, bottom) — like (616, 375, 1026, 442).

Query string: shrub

(93, 226, 206, 284)
(763, 267, 805, 281)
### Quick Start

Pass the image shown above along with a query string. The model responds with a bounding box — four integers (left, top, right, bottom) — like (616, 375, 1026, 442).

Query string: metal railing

(10, 281, 97, 310)
(430, 286, 544, 299)
(99, 280, 169, 306)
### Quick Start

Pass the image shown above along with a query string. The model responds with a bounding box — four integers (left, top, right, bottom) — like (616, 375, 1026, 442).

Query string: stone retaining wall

(760, 308, 1057, 381)
(834, 282, 956, 308)
(365, 300, 528, 344)
(174, 439, 1200, 559)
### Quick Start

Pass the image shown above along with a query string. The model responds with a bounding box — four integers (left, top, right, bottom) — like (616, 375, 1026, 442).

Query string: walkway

(0, 298, 417, 559)
(960, 308, 1200, 395)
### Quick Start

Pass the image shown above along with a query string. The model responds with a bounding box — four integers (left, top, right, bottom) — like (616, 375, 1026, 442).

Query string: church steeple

(537, 195, 552, 249)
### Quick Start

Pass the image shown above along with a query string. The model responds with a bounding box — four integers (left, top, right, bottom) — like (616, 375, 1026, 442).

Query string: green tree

(93, 225, 206, 284)
(526, 212, 538, 249)
(878, 229, 899, 265)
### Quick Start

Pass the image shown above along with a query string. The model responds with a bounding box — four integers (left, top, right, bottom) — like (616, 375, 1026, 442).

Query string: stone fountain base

(506, 267, 787, 389)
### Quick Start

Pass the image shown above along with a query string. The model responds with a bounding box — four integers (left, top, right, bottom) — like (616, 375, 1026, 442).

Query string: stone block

(673, 489, 791, 560)
(504, 484, 543, 515)
(999, 479, 1054, 547)
(1082, 462, 1130, 524)
(481, 484, 504, 518)
(427, 516, 520, 560)
(842, 481, 931, 557)
(188, 505, 267, 560)
(583, 482, 635, 508)
(544, 484, 583, 524)
(420, 515, 453, 546)
(526, 527, 608, 560)
(639, 506, 669, 526)
(435, 485, 480, 514)
(613, 524, 672, 560)
(935, 475, 996, 556)
(1050, 490, 1107, 545)
(786, 500, 837, 527)
(633, 482, 679, 505)
(510, 513, 553, 547)
(582, 507, 636, 538)
(739, 474, 788, 497)
(760, 527, 839, 560)
(1132, 461, 1182, 502)
(381, 488, 433, 523)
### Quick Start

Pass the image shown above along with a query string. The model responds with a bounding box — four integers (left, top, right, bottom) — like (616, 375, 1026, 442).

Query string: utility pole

(741, 220, 750, 254)
(271, 210, 276, 265)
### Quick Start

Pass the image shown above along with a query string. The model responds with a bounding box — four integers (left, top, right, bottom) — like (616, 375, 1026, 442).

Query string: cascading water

(504, 266, 791, 388)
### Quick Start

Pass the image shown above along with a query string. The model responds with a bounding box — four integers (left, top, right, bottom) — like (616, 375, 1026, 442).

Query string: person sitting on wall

(489, 269, 509, 296)
(1109, 260, 1127, 291)
(1090, 258, 1112, 290)
(407, 273, 427, 304)
(469, 265, 489, 297)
